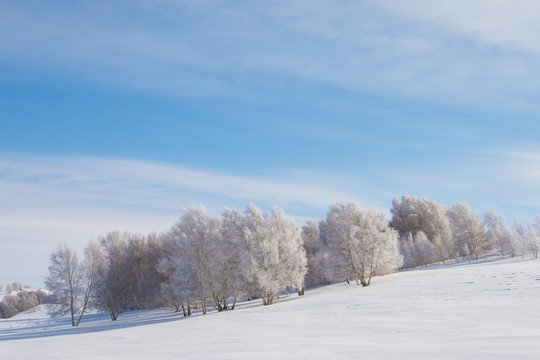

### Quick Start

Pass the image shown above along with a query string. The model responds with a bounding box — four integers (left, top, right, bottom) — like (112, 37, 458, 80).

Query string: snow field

(1, 257, 539, 359)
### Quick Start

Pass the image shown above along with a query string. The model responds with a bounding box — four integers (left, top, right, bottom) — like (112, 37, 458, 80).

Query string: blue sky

(1, 0, 540, 287)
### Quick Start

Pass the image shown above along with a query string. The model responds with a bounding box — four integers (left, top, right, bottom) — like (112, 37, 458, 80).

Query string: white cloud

(0, 153, 365, 285)
(381, 0, 540, 54)
(1, 1, 539, 110)
(0, 154, 356, 210)
(484, 145, 540, 185)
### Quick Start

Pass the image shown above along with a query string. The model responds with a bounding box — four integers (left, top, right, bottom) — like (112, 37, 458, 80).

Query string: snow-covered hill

(1, 257, 539, 359)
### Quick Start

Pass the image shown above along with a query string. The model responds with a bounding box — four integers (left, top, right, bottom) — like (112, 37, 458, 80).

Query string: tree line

(0, 283, 51, 319)
(44, 197, 540, 326)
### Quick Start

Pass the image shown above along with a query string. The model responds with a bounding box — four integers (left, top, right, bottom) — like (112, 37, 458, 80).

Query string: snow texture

(1, 257, 539, 359)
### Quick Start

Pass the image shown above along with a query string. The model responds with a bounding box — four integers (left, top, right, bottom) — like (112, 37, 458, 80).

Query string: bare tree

(75, 240, 101, 325)
(45, 242, 95, 326)
(45, 242, 99, 326)
(45, 243, 81, 326)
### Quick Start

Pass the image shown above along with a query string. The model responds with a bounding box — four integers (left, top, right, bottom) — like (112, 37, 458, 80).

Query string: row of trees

(300, 197, 539, 289)
(45, 205, 312, 325)
(160, 205, 307, 314)
(0, 289, 49, 319)
(390, 196, 540, 268)
(44, 198, 539, 325)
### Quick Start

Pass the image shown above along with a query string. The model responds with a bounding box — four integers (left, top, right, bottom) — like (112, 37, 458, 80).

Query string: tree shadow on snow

(0, 309, 188, 341)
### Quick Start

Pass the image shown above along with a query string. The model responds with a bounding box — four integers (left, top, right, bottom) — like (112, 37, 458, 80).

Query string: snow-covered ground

(1, 257, 539, 359)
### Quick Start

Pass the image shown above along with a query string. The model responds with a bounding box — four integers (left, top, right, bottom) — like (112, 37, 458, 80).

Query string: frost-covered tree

(45, 243, 82, 326)
(526, 222, 539, 259)
(169, 206, 219, 314)
(485, 210, 513, 257)
(448, 203, 491, 260)
(77, 240, 101, 323)
(269, 206, 307, 300)
(237, 204, 306, 305)
(0, 291, 41, 319)
(93, 231, 165, 319)
(158, 232, 197, 316)
(390, 195, 454, 261)
(326, 202, 402, 287)
(400, 231, 438, 268)
(0, 298, 17, 318)
(161, 207, 238, 315)
(45, 242, 97, 326)
(120, 233, 165, 309)
(212, 209, 246, 310)
(301, 220, 327, 290)
(511, 219, 539, 260)
(94, 231, 133, 320)
(399, 233, 414, 269)
(241, 204, 275, 303)
(529, 215, 540, 259)
(11, 282, 22, 291)
(138, 233, 166, 308)
(514, 219, 528, 259)
(221, 204, 307, 306)
(221, 207, 260, 302)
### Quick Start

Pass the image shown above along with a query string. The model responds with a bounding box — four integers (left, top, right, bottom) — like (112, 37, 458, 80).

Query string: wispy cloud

(483, 144, 540, 185)
(381, 0, 540, 55)
(1, 1, 539, 111)
(0, 153, 364, 286)
(0, 154, 357, 211)
(2, 145, 539, 286)
(0, 153, 364, 250)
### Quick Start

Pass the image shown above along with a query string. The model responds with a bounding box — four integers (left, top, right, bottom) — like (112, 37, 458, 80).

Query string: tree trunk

(70, 289, 75, 326)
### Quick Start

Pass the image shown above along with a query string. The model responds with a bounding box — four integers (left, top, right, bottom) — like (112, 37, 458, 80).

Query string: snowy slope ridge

(1, 257, 539, 360)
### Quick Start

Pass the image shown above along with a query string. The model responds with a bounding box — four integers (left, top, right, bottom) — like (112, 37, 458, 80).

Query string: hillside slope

(1, 257, 539, 359)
